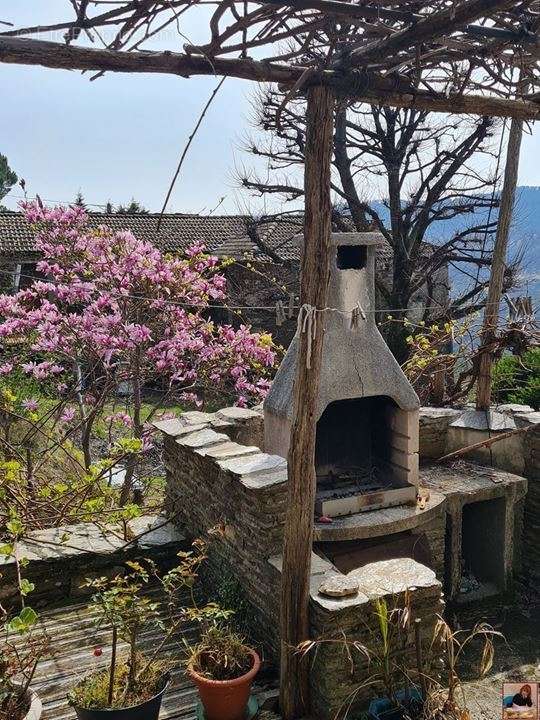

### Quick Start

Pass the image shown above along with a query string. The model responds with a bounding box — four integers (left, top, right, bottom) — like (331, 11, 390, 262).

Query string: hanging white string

(297, 304, 318, 369)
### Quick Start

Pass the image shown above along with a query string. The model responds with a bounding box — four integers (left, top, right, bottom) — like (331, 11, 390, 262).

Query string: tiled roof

(0, 211, 394, 263)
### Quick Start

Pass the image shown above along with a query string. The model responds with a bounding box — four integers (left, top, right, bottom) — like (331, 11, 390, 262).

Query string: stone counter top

(420, 460, 528, 503)
(313, 489, 446, 542)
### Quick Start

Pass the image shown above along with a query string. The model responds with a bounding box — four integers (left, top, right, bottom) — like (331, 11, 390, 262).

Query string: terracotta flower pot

(188, 649, 260, 720)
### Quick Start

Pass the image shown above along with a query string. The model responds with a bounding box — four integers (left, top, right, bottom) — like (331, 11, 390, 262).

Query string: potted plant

(172, 534, 261, 720)
(68, 560, 179, 720)
(366, 602, 501, 720)
(366, 598, 423, 720)
(1, 606, 47, 720)
(186, 622, 260, 720)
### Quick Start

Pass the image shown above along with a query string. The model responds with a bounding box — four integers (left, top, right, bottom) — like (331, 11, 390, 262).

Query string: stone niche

(419, 404, 537, 590)
(155, 408, 446, 719)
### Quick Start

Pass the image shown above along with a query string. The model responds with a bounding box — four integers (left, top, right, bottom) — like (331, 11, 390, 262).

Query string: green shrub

(492, 349, 540, 409)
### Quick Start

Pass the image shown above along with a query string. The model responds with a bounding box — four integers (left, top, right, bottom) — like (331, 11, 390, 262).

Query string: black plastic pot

(368, 689, 423, 720)
(70, 676, 169, 720)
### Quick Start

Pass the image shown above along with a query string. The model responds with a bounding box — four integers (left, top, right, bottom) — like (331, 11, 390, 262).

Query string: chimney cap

(293, 232, 383, 247)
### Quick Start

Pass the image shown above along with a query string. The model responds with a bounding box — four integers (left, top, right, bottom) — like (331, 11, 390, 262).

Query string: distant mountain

(371, 185, 540, 302)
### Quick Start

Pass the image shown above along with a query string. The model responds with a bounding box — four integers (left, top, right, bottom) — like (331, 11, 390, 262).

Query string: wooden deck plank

(21, 596, 276, 720)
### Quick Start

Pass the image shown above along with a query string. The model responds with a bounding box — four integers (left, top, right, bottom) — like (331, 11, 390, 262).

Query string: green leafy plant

(174, 533, 255, 682)
(0, 602, 48, 720)
(492, 349, 540, 409)
(69, 559, 177, 710)
(69, 530, 250, 710)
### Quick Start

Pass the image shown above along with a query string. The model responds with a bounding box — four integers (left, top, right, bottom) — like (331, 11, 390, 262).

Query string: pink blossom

(22, 398, 39, 412)
(106, 412, 133, 428)
(59, 407, 76, 424)
(0, 201, 276, 424)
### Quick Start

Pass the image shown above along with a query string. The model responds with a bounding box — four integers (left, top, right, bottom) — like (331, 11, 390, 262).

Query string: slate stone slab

(219, 453, 287, 476)
(217, 406, 262, 422)
(450, 409, 516, 431)
(349, 558, 439, 598)
(176, 429, 230, 448)
(318, 573, 360, 598)
(127, 515, 185, 549)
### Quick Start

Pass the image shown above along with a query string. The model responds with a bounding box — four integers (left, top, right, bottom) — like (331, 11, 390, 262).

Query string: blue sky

(2, 2, 540, 214)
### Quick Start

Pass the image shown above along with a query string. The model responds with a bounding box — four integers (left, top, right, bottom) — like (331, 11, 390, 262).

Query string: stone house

(0, 211, 449, 347)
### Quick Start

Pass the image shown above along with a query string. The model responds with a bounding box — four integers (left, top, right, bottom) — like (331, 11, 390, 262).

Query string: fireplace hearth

(264, 232, 420, 517)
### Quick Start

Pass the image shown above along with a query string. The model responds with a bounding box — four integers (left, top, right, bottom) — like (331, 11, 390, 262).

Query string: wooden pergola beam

(1, 36, 539, 120)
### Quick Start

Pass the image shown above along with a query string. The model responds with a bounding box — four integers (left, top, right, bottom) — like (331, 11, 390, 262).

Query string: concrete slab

(314, 490, 446, 542)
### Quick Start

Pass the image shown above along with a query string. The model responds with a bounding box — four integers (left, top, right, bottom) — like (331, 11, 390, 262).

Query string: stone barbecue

(264, 232, 420, 517)
(153, 233, 532, 719)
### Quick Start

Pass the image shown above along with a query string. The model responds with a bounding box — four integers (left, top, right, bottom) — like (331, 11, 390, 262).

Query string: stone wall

(308, 559, 443, 720)
(515, 413, 540, 584)
(156, 409, 288, 655)
(157, 408, 445, 715)
(0, 515, 186, 608)
(419, 405, 540, 473)
(419, 408, 462, 459)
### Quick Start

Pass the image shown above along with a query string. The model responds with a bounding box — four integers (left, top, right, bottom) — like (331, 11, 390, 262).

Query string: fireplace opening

(461, 497, 506, 596)
(316, 396, 397, 487)
(315, 396, 417, 516)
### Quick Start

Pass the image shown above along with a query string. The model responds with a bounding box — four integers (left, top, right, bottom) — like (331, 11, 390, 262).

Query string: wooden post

(279, 84, 334, 719)
(476, 114, 524, 410)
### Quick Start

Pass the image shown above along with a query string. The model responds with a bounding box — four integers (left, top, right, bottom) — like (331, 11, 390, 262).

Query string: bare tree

(240, 88, 521, 360)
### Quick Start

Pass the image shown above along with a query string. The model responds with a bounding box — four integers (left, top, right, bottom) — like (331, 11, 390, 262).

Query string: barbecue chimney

(264, 232, 420, 517)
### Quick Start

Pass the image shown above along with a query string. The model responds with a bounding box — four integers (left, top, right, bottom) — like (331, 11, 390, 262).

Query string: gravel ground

(450, 582, 540, 720)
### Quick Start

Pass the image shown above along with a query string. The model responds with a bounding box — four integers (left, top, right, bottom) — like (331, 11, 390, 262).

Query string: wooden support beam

(1, 37, 540, 120)
(279, 85, 334, 720)
(476, 113, 524, 410)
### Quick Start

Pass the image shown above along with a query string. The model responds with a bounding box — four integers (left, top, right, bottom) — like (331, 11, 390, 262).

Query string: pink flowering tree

(0, 202, 276, 504)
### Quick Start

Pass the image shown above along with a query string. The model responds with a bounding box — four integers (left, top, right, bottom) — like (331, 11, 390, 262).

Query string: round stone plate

(196, 695, 259, 720)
